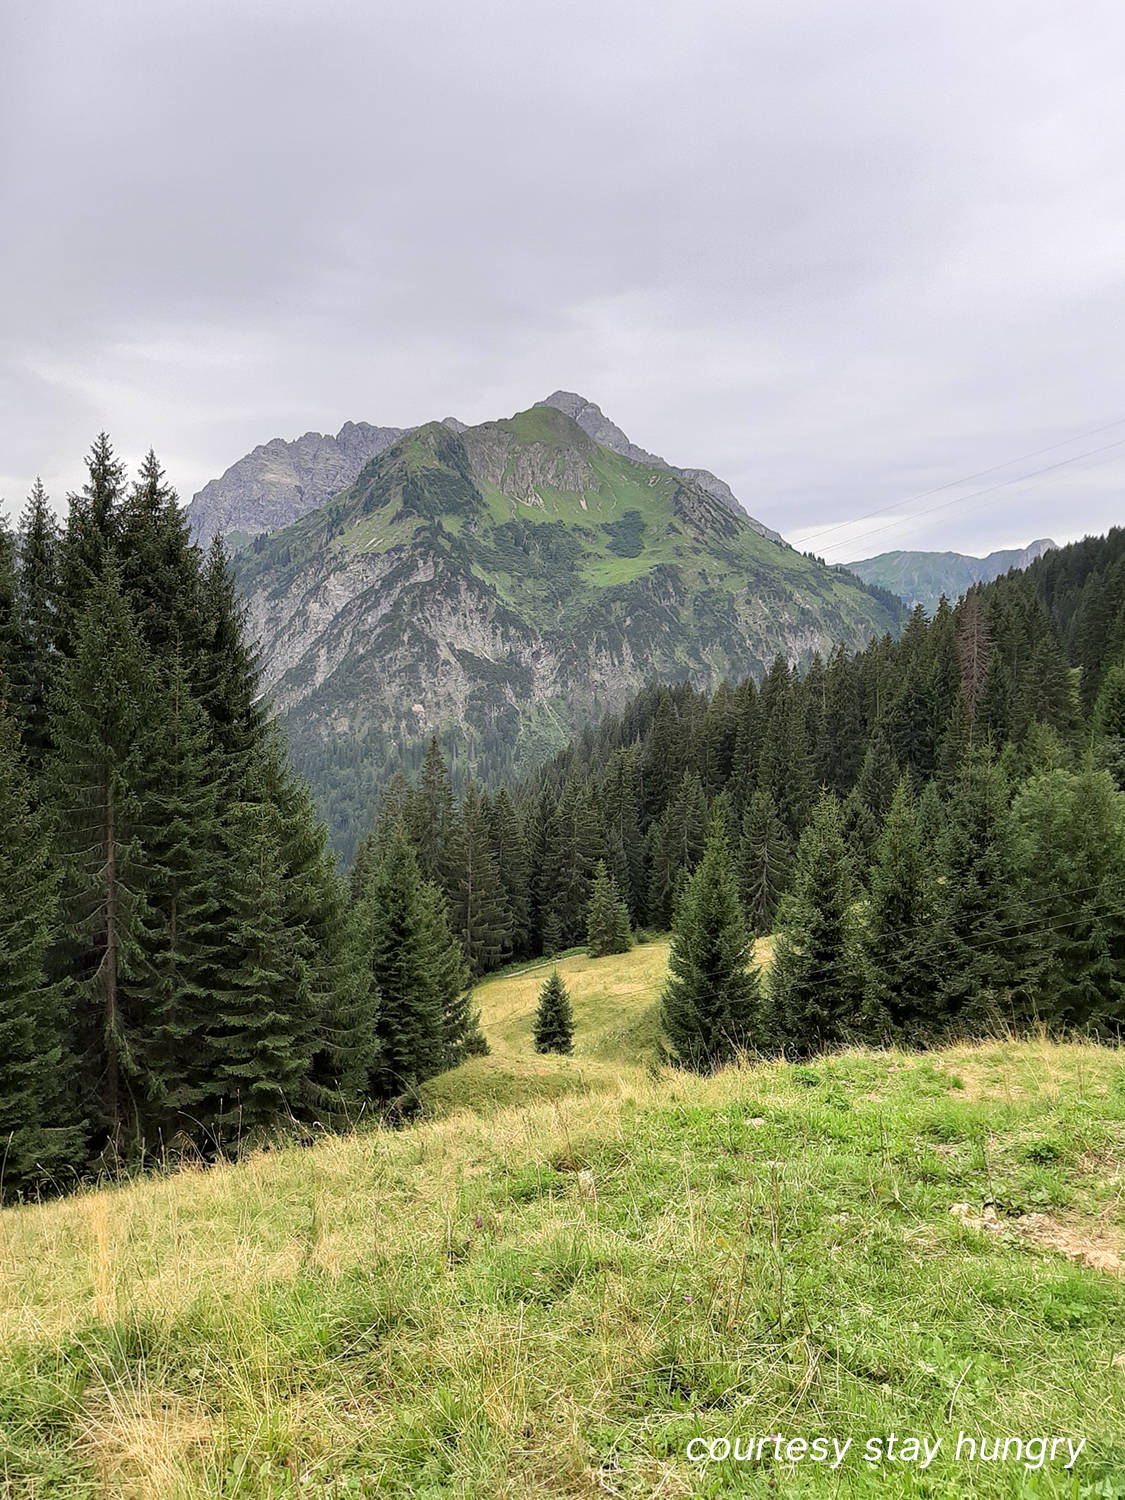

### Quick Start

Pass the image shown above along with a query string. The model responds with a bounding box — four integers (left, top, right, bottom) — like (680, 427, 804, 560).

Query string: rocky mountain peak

(187, 420, 408, 544)
(535, 391, 782, 543)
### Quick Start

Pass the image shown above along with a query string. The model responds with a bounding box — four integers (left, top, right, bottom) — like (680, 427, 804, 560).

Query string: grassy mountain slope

(847, 540, 1058, 613)
(1, 941, 1122, 1497)
(234, 406, 903, 850)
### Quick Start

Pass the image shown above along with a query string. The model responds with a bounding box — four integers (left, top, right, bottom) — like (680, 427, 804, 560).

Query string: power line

(787, 413, 1125, 555)
(816, 438, 1125, 564)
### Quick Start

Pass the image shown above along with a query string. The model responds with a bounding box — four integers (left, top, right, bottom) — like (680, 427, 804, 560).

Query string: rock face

(233, 403, 902, 853)
(187, 421, 408, 544)
(189, 391, 782, 548)
(847, 539, 1059, 613)
(536, 391, 784, 542)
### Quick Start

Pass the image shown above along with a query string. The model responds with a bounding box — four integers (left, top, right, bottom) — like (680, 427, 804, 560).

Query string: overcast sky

(2, 0, 1124, 560)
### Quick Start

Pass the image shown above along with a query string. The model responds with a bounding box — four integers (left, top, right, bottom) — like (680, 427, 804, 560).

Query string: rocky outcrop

(187, 420, 407, 544)
(536, 390, 784, 542)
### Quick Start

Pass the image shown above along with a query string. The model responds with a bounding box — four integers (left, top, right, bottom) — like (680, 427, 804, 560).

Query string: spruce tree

(660, 819, 761, 1069)
(533, 970, 574, 1055)
(585, 859, 633, 957)
(118, 450, 202, 656)
(47, 564, 160, 1151)
(737, 788, 791, 935)
(13, 479, 61, 773)
(448, 783, 512, 976)
(936, 751, 1034, 1031)
(0, 698, 80, 1197)
(0, 519, 16, 687)
(135, 650, 224, 1136)
(409, 736, 457, 892)
(1093, 664, 1125, 788)
(195, 535, 264, 782)
(57, 433, 126, 658)
(1012, 762, 1125, 1031)
(862, 779, 945, 1042)
(419, 880, 487, 1068)
(356, 828, 447, 1098)
(487, 785, 532, 959)
(257, 729, 376, 1111)
(205, 797, 313, 1137)
(769, 792, 868, 1054)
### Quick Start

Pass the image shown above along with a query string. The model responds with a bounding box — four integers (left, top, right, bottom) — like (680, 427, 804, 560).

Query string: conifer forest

(3, 438, 1125, 1203)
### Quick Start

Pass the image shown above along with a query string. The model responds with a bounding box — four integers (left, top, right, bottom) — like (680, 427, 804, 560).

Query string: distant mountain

(233, 400, 904, 852)
(188, 392, 781, 549)
(846, 539, 1058, 613)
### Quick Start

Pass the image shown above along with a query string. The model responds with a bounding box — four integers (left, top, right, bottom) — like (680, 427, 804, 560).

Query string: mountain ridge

(535, 391, 783, 542)
(847, 538, 1058, 612)
(187, 392, 782, 547)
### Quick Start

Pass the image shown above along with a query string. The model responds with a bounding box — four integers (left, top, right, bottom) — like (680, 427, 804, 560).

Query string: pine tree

(195, 535, 264, 783)
(0, 698, 80, 1197)
(47, 564, 160, 1151)
(736, 788, 791, 935)
(487, 785, 532, 959)
(118, 450, 202, 656)
(355, 828, 447, 1098)
(448, 784, 512, 976)
(0, 519, 16, 687)
(419, 880, 487, 1068)
(258, 732, 376, 1118)
(1093, 664, 1125, 789)
(533, 970, 574, 1055)
(12, 479, 61, 773)
(57, 434, 126, 658)
(585, 859, 633, 957)
(862, 779, 946, 1042)
(1012, 761, 1125, 1031)
(409, 736, 457, 892)
(855, 728, 900, 829)
(769, 792, 868, 1054)
(134, 650, 224, 1136)
(936, 751, 1034, 1030)
(758, 662, 813, 836)
(205, 797, 314, 1136)
(660, 819, 761, 1069)
(1093, 663, 1125, 739)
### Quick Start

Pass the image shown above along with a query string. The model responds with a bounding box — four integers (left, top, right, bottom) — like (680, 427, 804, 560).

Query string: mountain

(189, 392, 779, 549)
(846, 539, 1058, 613)
(535, 391, 784, 541)
(232, 401, 903, 852)
(186, 420, 413, 545)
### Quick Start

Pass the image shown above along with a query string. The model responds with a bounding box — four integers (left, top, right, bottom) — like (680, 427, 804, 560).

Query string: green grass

(2, 945, 1123, 1497)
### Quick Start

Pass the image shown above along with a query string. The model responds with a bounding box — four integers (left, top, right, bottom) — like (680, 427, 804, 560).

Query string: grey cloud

(2, 0, 1123, 558)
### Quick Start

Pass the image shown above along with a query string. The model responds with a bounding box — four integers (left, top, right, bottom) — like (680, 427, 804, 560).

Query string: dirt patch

(950, 1202, 1124, 1276)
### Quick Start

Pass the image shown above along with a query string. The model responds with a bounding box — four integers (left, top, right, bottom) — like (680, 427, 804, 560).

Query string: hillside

(1, 939, 1122, 1497)
(233, 402, 903, 850)
(847, 539, 1058, 612)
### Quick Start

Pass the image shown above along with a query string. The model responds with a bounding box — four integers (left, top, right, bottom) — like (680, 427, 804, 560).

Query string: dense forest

(354, 525, 1125, 1057)
(3, 436, 1125, 1203)
(0, 439, 484, 1202)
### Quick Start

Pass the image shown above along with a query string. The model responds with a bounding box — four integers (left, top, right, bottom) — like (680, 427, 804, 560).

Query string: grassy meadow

(2, 942, 1125, 1497)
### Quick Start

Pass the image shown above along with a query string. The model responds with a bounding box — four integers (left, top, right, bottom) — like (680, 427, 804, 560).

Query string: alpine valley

(206, 394, 904, 851)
